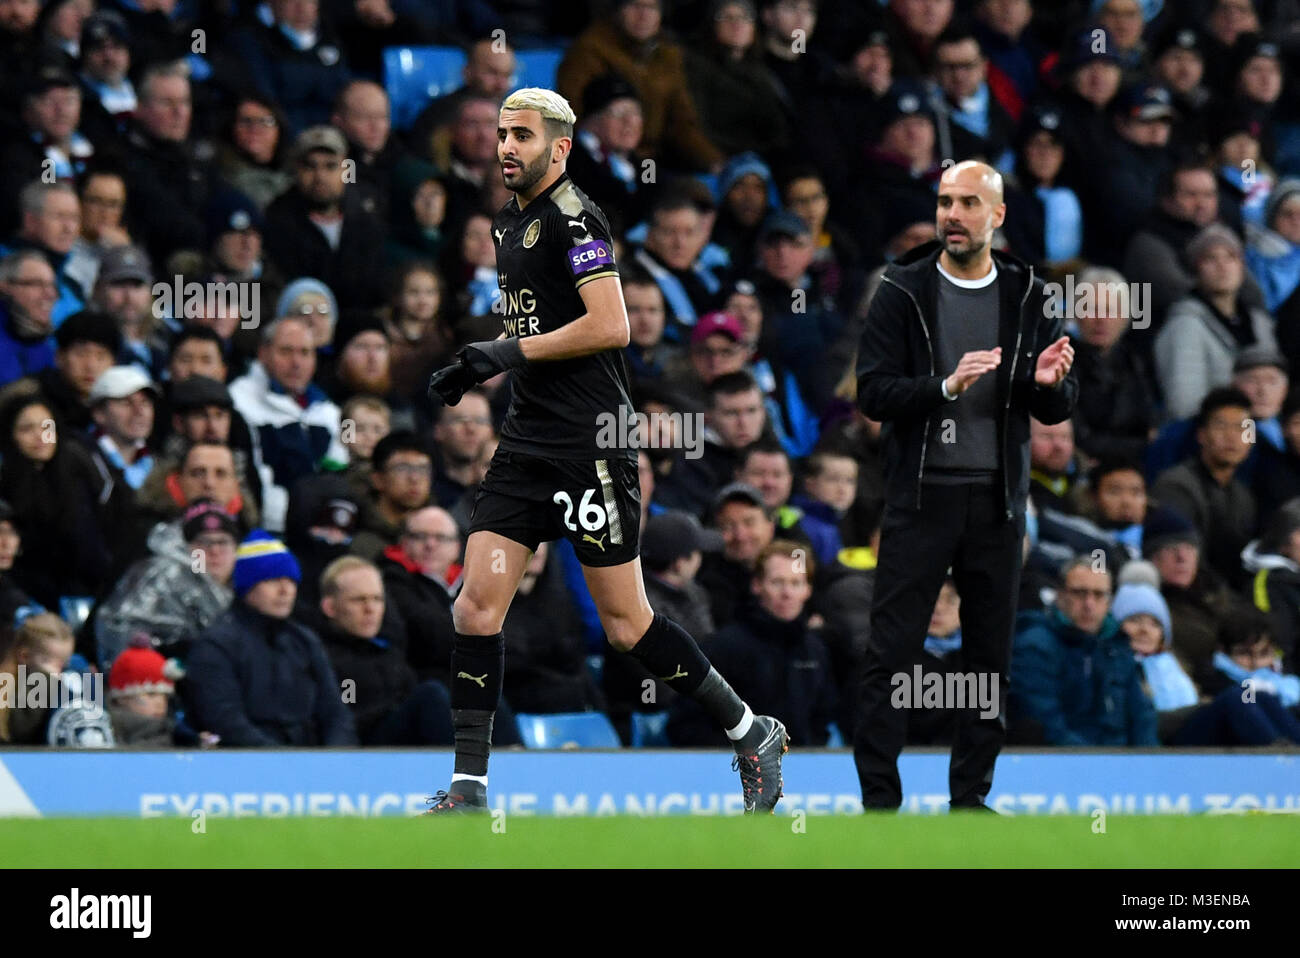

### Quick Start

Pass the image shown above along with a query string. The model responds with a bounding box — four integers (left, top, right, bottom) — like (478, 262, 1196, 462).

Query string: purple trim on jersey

(568, 240, 614, 277)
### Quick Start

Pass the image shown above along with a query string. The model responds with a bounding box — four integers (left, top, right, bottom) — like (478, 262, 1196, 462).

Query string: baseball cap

(98, 245, 152, 285)
(1115, 83, 1175, 122)
(758, 209, 811, 243)
(292, 125, 347, 165)
(1234, 344, 1288, 375)
(1062, 27, 1121, 71)
(25, 64, 78, 97)
(87, 365, 157, 405)
(206, 191, 264, 243)
(182, 498, 240, 542)
(171, 375, 233, 412)
(312, 497, 359, 536)
(1142, 506, 1200, 556)
(880, 82, 934, 129)
(712, 481, 767, 515)
(641, 510, 724, 569)
(81, 11, 129, 51)
(690, 311, 745, 346)
(1151, 27, 1204, 61)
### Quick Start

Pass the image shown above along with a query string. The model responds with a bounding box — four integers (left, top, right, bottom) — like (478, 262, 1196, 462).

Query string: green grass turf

(2, 814, 1296, 867)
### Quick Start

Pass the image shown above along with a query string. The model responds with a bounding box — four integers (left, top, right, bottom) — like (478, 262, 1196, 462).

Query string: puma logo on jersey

(493, 228, 507, 244)
(660, 665, 688, 681)
(567, 216, 589, 234)
(457, 671, 488, 688)
(581, 533, 607, 551)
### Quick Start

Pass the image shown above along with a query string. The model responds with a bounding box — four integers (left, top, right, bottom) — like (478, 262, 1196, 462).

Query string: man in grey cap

(86, 365, 159, 492)
(263, 125, 386, 310)
(696, 482, 777, 628)
(92, 245, 168, 378)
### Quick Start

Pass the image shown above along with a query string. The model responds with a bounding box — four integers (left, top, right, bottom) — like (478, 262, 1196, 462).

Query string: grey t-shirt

(926, 264, 1001, 483)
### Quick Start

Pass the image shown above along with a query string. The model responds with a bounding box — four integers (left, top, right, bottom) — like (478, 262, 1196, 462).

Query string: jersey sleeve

(559, 207, 618, 289)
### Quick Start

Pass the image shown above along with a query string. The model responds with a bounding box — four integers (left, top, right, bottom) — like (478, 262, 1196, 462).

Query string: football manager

(853, 160, 1078, 811)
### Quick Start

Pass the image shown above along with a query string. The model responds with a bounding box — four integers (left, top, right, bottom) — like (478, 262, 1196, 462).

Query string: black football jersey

(491, 172, 635, 460)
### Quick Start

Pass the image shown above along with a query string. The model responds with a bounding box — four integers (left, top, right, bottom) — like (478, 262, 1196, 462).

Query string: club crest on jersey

(523, 219, 541, 248)
(569, 240, 612, 276)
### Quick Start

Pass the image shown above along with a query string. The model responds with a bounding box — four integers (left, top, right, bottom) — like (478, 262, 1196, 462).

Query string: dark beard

(942, 234, 986, 263)
(505, 150, 551, 195)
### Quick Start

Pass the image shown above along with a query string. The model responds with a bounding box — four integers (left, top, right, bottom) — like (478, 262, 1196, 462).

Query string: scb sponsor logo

(569, 241, 611, 275)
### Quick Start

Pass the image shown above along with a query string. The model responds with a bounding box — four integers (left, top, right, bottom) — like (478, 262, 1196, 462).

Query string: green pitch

(2, 814, 1296, 867)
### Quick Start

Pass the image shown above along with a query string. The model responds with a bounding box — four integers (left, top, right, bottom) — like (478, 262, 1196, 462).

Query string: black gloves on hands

(427, 338, 527, 405)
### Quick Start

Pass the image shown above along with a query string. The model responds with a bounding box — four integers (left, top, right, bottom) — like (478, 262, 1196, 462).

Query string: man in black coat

(317, 555, 453, 745)
(187, 531, 357, 746)
(853, 161, 1076, 811)
(263, 126, 386, 311)
(668, 539, 837, 747)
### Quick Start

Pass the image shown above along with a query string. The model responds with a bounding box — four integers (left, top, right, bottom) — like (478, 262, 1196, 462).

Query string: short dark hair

(618, 261, 657, 289)
(371, 429, 431, 472)
(932, 26, 982, 57)
(171, 324, 224, 357)
(1158, 158, 1215, 199)
(707, 370, 761, 406)
(650, 192, 698, 224)
(1088, 457, 1145, 490)
(1195, 386, 1252, 428)
(738, 437, 788, 469)
(1217, 606, 1274, 653)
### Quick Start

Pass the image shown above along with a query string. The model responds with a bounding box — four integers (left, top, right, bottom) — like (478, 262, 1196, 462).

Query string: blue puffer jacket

(1011, 607, 1159, 746)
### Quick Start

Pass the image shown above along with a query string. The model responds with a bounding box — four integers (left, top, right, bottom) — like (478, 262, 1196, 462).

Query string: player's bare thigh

(453, 530, 534, 635)
(581, 556, 655, 652)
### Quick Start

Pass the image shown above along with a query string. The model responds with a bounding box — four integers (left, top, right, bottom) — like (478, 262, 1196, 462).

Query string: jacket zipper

(882, 275, 935, 510)
(1002, 266, 1032, 520)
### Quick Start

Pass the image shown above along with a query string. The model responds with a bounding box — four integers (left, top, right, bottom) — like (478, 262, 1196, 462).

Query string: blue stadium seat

(629, 710, 671, 747)
(515, 712, 621, 749)
(383, 46, 467, 130)
(511, 48, 565, 93)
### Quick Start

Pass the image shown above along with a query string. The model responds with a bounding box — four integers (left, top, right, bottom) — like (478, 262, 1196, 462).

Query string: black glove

(427, 338, 526, 405)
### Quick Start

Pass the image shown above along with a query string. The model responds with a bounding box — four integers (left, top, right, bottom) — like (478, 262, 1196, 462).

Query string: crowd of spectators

(2, 0, 1300, 749)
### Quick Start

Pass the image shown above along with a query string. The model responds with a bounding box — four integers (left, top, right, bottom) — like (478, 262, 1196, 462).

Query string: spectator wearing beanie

(107, 636, 183, 747)
(1112, 582, 1199, 742)
(95, 498, 237, 670)
(1142, 504, 1241, 689)
(1155, 225, 1278, 421)
(187, 530, 357, 746)
(0, 308, 120, 433)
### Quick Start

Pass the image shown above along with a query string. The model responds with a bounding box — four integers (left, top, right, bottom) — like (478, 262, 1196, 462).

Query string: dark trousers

(853, 483, 1023, 809)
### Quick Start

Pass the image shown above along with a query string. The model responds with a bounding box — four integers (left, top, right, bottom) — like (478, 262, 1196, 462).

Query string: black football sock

(450, 631, 505, 780)
(626, 613, 748, 735)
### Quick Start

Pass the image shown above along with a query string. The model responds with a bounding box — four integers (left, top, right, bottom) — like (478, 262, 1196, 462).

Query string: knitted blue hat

(1111, 583, 1172, 643)
(232, 530, 301, 598)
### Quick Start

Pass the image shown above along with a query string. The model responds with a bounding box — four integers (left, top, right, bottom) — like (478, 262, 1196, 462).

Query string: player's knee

(453, 591, 503, 635)
(602, 612, 651, 653)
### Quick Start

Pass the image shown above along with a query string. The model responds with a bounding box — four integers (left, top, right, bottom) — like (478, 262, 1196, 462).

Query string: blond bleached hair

(500, 87, 575, 139)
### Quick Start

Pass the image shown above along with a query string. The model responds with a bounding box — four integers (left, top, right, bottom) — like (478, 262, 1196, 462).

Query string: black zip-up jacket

(855, 241, 1077, 518)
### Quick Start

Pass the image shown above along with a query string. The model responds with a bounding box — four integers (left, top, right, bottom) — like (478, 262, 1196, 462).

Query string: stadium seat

(511, 48, 565, 93)
(629, 710, 671, 747)
(383, 46, 467, 130)
(515, 712, 621, 749)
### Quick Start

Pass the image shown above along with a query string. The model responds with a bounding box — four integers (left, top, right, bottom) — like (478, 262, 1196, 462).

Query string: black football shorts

(467, 449, 641, 567)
